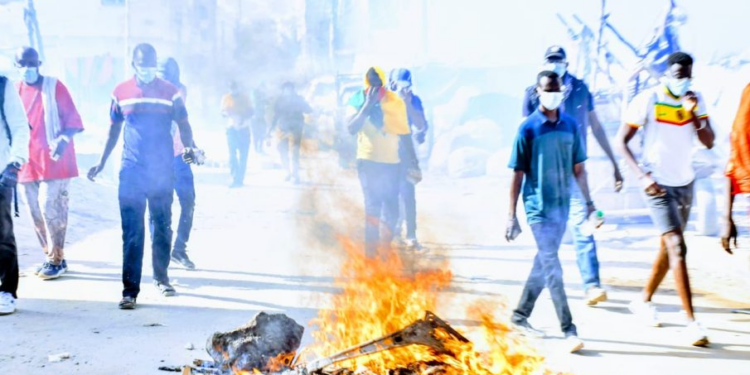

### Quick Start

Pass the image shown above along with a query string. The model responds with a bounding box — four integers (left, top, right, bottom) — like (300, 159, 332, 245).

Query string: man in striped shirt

(88, 43, 198, 310)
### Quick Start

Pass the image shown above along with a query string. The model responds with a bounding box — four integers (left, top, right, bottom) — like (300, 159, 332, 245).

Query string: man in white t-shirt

(616, 52, 715, 347)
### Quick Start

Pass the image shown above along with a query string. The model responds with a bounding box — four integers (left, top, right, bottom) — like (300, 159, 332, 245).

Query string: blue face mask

(135, 66, 157, 84)
(19, 67, 39, 84)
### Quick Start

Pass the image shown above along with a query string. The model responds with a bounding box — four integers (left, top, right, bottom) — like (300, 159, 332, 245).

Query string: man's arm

(87, 120, 122, 181)
(722, 180, 738, 254)
(347, 89, 376, 135)
(684, 92, 715, 149)
(4, 81, 30, 165)
(400, 135, 418, 167)
(692, 116, 715, 149)
(589, 110, 624, 191)
(573, 162, 595, 212)
(508, 170, 524, 218)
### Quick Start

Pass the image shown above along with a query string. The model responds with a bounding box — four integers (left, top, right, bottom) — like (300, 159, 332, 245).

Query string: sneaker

(171, 253, 196, 270)
(154, 281, 176, 297)
(34, 261, 49, 275)
(405, 238, 427, 253)
(585, 287, 608, 306)
(686, 321, 709, 347)
(38, 262, 66, 280)
(565, 335, 585, 353)
(0, 292, 16, 315)
(513, 322, 546, 338)
(629, 300, 661, 327)
(118, 296, 136, 310)
(61, 259, 68, 271)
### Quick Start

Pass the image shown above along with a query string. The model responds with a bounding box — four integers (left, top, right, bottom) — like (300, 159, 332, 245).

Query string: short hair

(132, 43, 157, 61)
(667, 52, 693, 67)
(537, 70, 560, 86)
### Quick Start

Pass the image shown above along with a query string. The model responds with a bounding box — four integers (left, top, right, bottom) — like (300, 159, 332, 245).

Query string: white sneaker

(566, 335, 585, 353)
(513, 322, 546, 338)
(0, 292, 16, 315)
(586, 287, 608, 306)
(629, 300, 661, 327)
(686, 321, 709, 347)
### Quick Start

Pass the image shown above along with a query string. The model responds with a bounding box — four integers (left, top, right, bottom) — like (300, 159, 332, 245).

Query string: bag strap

(0, 76, 10, 145)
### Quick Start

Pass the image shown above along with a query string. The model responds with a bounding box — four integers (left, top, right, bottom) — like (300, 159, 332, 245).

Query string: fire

(307, 237, 550, 375)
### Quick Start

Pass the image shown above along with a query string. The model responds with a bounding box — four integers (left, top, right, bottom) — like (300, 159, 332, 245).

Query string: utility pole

(24, 0, 44, 60)
(124, 0, 130, 78)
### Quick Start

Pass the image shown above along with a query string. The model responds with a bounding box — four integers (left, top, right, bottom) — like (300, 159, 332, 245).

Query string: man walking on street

(271, 82, 311, 184)
(507, 71, 591, 353)
(388, 68, 428, 249)
(616, 52, 714, 346)
(221, 81, 252, 188)
(720, 78, 750, 315)
(522, 46, 623, 306)
(347, 67, 419, 256)
(15, 46, 84, 280)
(156, 57, 196, 269)
(88, 43, 199, 309)
(0, 73, 31, 315)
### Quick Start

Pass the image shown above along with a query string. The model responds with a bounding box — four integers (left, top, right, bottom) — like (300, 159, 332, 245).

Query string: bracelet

(695, 121, 707, 131)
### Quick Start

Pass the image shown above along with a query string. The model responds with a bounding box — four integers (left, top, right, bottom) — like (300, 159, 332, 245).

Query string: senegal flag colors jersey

(625, 84, 709, 187)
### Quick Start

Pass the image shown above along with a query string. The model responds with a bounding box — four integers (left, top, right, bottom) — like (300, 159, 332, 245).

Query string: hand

(683, 91, 698, 114)
(400, 89, 412, 103)
(505, 216, 522, 242)
(363, 87, 380, 110)
(641, 174, 666, 197)
(183, 147, 205, 165)
(415, 130, 427, 145)
(87, 163, 104, 182)
(49, 137, 69, 161)
(614, 168, 624, 193)
(721, 218, 738, 255)
(407, 165, 423, 185)
(0, 163, 20, 188)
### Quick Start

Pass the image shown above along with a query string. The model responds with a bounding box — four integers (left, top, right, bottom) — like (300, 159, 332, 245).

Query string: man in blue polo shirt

(522, 46, 622, 306)
(88, 43, 199, 310)
(507, 70, 596, 353)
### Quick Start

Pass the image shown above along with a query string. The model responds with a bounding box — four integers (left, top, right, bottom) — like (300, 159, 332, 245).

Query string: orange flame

(308, 237, 551, 375)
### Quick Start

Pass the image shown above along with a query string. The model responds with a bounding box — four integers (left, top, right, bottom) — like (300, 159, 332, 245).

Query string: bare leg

(663, 231, 694, 321)
(643, 236, 670, 302)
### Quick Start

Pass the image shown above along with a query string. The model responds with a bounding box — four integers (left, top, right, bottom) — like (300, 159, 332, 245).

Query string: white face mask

(539, 91, 564, 110)
(666, 77, 691, 97)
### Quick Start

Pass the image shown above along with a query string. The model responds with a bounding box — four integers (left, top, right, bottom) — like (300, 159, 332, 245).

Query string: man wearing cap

(522, 46, 623, 306)
(388, 68, 428, 249)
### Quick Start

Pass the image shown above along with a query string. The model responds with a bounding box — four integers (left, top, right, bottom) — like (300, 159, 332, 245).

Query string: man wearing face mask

(270, 82, 312, 184)
(15, 46, 84, 280)
(522, 46, 622, 307)
(347, 67, 418, 256)
(388, 68, 428, 249)
(507, 71, 592, 353)
(221, 81, 253, 188)
(87, 43, 199, 309)
(616, 52, 714, 346)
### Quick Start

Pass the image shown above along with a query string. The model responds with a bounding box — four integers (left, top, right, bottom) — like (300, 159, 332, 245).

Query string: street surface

(1, 152, 749, 375)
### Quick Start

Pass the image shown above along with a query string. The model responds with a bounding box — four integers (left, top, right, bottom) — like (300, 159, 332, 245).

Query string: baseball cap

(544, 46, 567, 61)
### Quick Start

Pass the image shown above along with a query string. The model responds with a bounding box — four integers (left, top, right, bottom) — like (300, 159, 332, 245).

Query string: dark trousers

(397, 163, 417, 239)
(512, 220, 577, 336)
(227, 127, 250, 185)
(278, 126, 303, 178)
(148, 156, 195, 256)
(357, 160, 400, 256)
(120, 168, 174, 298)
(0, 187, 19, 298)
(172, 156, 195, 255)
(251, 119, 267, 153)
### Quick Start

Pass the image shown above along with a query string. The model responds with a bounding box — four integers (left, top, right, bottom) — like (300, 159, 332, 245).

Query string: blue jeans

(172, 156, 195, 255)
(397, 162, 417, 239)
(357, 160, 400, 257)
(568, 179, 600, 291)
(148, 156, 195, 256)
(512, 220, 577, 336)
(227, 127, 250, 185)
(120, 167, 173, 298)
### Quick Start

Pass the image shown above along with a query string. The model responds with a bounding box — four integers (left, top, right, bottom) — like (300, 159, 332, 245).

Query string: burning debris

(207, 312, 304, 373)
